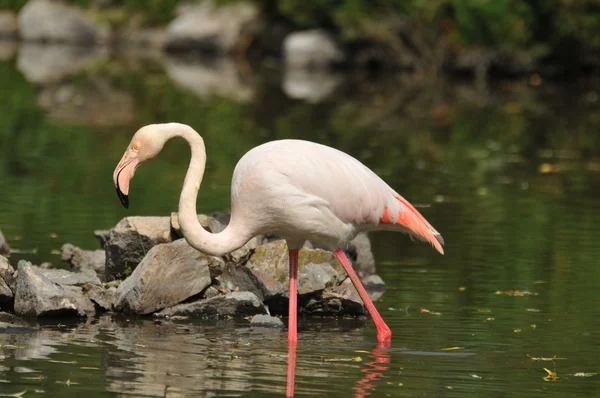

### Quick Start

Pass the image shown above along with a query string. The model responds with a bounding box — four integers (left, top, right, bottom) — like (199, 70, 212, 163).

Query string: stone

(164, 1, 259, 54)
(18, 0, 109, 44)
(346, 232, 376, 277)
(283, 29, 345, 69)
(85, 284, 117, 311)
(203, 286, 220, 299)
(164, 56, 255, 102)
(61, 243, 106, 281)
(305, 279, 366, 316)
(0, 255, 14, 285)
(0, 12, 17, 38)
(0, 312, 38, 334)
(156, 291, 266, 319)
(0, 229, 9, 255)
(17, 43, 107, 84)
(104, 216, 172, 281)
(215, 265, 263, 301)
(94, 230, 111, 249)
(0, 277, 13, 310)
(13, 261, 95, 317)
(363, 274, 386, 302)
(297, 262, 339, 295)
(0, 40, 16, 62)
(36, 267, 102, 286)
(115, 239, 213, 315)
(250, 314, 284, 328)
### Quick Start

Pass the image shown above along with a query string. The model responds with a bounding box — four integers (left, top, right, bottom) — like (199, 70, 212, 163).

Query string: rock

(61, 243, 106, 281)
(104, 216, 172, 281)
(94, 230, 111, 249)
(0, 12, 18, 38)
(85, 284, 117, 311)
(0, 229, 9, 255)
(0, 312, 38, 334)
(164, 56, 254, 102)
(39, 262, 54, 269)
(119, 27, 166, 50)
(170, 212, 222, 238)
(0, 255, 14, 285)
(203, 286, 221, 299)
(297, 262, 339, 295)
(115, 239, 213, 315)
(164, 1, 259, 54)
(346, 232, 376, 277)
(36, 267, 101, 286)
(363, 274, 386, 301)
(215, 265, 263, 301)
(283, 29, 346, 69)
(282, 68, 343, 103)
(156, 291, 266, 319)
(17, 43, 107, 84)
(18, 0, 109, 44)
(13, 261, 95, 317)
(0, 277, 13, 309)
(250, 314, 284, 328)
(305, 279, 366, 316)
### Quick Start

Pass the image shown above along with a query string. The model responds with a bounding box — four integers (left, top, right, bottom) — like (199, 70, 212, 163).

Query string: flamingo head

(113, 125, 167, 208)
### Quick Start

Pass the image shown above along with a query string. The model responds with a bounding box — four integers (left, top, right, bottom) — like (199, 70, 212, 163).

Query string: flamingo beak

(113, 154, 139, 209)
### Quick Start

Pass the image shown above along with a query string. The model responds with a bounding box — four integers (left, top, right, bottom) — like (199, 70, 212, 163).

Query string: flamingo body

(230, 139, 443, 253)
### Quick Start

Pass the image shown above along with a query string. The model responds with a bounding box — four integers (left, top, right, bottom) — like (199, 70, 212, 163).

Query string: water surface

(0, 47, 599, 396)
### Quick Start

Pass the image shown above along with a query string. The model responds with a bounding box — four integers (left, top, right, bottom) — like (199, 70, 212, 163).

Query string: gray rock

(0, 312, 38, 334)
(61, 243, 105, 281)
(250, 314, 284, 328)
(0, 255, 14, 285)
(13, 261, 95, 317)
(284, 29, 345, 69)
(94, 230, 111, 249)
(85, 284, 117, 311)
(215, 266, 263, 301)
(305, 279, 365, 316)
(18, 0, 109, 44)
(298, 262, 339, 295)
(363, 274, 386, 302)
(105, 216, 172, 281)
(115, 239, 213, 315)
(346, 232, 376, 277)
(156, 291, 266, 319)
(0, 39, 16, 62)
(0, 229, 9, 255)
(17, 43, 107, 84)
(203, 286, 221, 299)
(0, 277, 13, 309)
(0, 12, 17, 38)
(36, 267, 101, 287)
(245, 240, 347, 299)
(165, 1, 259, 54)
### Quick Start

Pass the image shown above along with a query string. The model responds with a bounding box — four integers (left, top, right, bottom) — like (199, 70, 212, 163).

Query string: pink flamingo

(113, 123, 443, 389)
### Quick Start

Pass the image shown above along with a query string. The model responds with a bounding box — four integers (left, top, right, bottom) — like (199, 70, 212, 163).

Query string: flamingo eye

(132, 144, 140, 151)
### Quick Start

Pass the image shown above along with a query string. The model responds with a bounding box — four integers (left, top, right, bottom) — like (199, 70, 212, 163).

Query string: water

(1, 44, 600, 396)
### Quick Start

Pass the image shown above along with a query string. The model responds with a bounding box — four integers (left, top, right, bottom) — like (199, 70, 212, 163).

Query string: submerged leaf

(573, 372, 597, 377)
(543, 368, 559, 381)
(528, 355, 567, 361)
(420, 308, 441, 315)
(495, 290, 538, 296)
(0, 390, 27, 397)
(441, 347, 464, 351)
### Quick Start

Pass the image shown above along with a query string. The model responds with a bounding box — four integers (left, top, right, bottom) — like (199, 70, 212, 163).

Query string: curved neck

(161, 123, 250, 256)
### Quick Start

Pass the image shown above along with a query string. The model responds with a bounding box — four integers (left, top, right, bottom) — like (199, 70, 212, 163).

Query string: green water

(0, 48, 599, 396)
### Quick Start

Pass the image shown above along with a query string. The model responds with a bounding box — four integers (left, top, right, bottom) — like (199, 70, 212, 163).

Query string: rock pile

(0, 213, 386, 326)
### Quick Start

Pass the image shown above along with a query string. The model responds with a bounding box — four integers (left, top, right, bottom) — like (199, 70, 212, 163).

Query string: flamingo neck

(162, 123, 250, 256)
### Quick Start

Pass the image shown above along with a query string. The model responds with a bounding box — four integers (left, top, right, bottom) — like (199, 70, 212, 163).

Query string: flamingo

(113, 122, 444, 345)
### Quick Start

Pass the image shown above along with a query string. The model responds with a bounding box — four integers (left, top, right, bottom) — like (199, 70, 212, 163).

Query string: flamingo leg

(288, 248, 300, 343)
(286, 340, 298, 397)
(334, 248, 392, 342)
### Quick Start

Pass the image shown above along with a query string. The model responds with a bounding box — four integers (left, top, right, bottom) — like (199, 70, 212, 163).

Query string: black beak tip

(116, 186, 129, 209)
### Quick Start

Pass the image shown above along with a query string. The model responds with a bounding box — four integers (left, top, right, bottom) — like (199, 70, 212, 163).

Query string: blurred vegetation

(2, 0, 600, 55)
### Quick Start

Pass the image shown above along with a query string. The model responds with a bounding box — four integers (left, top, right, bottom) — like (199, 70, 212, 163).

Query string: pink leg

(334, 248, 392, 342)
(288, 248, 299, 343)
(286, 340, 297, 398)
